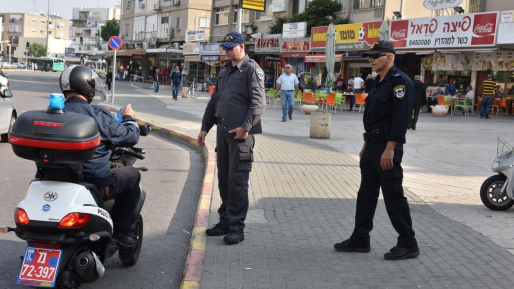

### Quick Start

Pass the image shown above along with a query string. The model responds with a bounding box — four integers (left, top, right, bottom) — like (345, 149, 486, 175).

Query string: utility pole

(45, 0, 50, 57)
(236, 6, 242, 33)
(118, 0, 123, 38)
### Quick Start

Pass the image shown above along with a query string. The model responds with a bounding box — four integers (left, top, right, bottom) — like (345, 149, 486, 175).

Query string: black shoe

(334, 239, 371, 253)
(205, 222, 229, 236)
(384, 246, 420, 260)
(223, 230, 244, 244)
(411, 127, 416, 130)
(480, 117, 483, 119)
(485, 117, 491, 119)
(112, 233, 135, 247)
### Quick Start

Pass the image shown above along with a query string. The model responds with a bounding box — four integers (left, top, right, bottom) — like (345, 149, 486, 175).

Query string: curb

(98, 103, 214, 289)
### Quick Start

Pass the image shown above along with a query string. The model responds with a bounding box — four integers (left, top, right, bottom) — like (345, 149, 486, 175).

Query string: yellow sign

(241, 0, 266, 12)
(335, 23, 361, 43)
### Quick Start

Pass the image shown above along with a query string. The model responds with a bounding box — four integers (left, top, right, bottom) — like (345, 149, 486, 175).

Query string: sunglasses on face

(221, 45, 236, 51)
(368, 53, 387, 60)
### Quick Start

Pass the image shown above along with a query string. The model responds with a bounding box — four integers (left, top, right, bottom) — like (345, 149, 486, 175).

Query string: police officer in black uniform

(334, 41, 420, 260)
(198, 32, 266, 244)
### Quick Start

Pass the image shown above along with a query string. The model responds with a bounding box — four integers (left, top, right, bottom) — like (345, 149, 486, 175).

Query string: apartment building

(69, 6, 121, 55)
(0, 12, 71, 61)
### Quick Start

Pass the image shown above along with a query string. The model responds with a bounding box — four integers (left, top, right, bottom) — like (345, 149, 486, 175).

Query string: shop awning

(305, 54, 343, 63)
(104, 49, 146, 58)
(88, 55, 103, 61)
(280, 52, 309, 58)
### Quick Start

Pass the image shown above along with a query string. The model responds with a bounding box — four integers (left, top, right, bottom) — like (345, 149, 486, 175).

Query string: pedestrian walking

(364, 74, 374, 93)
(275, 63, 300, 122)
(181, 68, 188, 85)
(480, 74, 496, 119)
(334, 40, 419, 260)
(171, 66, 181, 100)
(198, 31, 265, 245)
(118, 65, 124, 81)
(153, 68, 161, 93)
(106, 68, 113, 90)
(409, 75, 426, 130)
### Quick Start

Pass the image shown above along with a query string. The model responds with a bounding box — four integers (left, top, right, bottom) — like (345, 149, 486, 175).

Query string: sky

(4, 0, 121, 20)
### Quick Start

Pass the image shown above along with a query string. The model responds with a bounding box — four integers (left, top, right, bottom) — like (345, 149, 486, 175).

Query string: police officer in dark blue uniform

(334, 41, 420, 260)
(198, 32, 265, 244)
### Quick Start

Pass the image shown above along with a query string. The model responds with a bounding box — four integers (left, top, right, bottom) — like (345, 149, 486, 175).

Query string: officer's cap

(363, 40, 396, 57)
(220, 32, 245, 48)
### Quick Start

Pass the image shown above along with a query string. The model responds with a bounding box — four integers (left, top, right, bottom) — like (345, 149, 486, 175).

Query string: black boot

(112, 233, 135, 247)
(384, 246, 420, 260)
(223, 230, 244, 244)
(334, 239, 370, 253)
(205, 222, 229, 236)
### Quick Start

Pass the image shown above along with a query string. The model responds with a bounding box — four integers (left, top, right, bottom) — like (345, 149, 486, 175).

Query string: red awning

(305, 54, 343, 63)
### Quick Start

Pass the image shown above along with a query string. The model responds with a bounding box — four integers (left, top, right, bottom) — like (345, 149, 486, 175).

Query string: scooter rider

(59, 65, 141, 247)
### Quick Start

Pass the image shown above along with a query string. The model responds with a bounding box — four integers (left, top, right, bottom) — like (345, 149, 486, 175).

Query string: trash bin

(310, 112, 331, 139)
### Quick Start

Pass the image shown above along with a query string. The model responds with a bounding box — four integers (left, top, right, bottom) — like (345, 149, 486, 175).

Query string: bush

(94, 69, 106, 79)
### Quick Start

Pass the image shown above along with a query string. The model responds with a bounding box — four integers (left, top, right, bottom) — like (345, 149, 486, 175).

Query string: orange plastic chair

(208, 86, 215, 96)
(498, 98, 509, 115)
(353, 93, 366, 112)
(325, 93, 336, 113)
(491, 97, 501, 115)
(303, 92, 318, 106)
(475, 96, 482, 113)
(437, 95, 446, 105)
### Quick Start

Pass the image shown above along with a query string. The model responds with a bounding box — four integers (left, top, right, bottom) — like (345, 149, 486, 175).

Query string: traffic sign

(108, 36, 123, 50)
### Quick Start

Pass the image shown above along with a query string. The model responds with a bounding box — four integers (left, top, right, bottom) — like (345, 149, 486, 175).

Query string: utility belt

(363, 124, 390, 143)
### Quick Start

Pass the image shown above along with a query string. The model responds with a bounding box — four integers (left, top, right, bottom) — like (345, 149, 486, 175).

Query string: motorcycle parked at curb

(1, 106, 151, 288)
(480, 138, 514, 211)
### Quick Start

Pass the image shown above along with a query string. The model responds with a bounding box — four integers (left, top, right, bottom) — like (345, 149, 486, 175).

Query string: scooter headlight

(492, 160, 500, 169)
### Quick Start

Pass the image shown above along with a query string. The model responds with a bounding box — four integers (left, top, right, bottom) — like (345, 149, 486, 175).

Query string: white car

(0, 69, 9, 96)
(0, 89, 15, 142)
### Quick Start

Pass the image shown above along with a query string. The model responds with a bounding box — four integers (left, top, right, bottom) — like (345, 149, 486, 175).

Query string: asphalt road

(0, 70, 203, 289)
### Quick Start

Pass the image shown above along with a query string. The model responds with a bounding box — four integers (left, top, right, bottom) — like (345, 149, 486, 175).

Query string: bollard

(310, 112, 331, 139)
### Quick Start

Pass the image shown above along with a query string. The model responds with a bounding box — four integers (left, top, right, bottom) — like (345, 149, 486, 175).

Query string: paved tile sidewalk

(107, 82, 514, 288)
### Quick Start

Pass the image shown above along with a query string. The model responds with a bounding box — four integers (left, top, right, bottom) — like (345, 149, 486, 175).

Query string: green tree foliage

(101, 19, 120, 42)
(268, 0, 349, 35)
(29, 43, 46, 57)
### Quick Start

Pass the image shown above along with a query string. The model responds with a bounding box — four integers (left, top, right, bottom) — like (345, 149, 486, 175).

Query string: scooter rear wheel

(119, 214, 143, 266)
(480, 175, 513, 211)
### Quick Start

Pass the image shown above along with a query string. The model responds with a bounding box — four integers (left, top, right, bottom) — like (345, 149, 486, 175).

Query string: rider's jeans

(106, 167, 141, 234)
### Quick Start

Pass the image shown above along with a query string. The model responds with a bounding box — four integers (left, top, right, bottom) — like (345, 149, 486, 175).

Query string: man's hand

(99, 186, 110, 200)
(229, 127, 249, 140)
(197, 131, 207, 147)
(122, 104, 136, 118)
(359, 142, 366, 160)
(380, 141, 398, 170)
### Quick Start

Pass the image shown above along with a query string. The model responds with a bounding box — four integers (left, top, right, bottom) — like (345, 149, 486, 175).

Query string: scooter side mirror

(139, 125, 152, 136)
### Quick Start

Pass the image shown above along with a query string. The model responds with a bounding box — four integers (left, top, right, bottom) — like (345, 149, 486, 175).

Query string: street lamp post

(45, 0, 50, 57)
(7, 44, 11, 67)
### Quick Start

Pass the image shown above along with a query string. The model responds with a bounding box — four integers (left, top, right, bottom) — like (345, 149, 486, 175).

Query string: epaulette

(393, 73, 401, 77)
(92, 105, 114, 117)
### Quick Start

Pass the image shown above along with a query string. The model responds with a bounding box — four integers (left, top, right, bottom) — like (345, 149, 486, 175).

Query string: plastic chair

(353, 93, 366, 113)
(208, 86, 215, 97)
(303, 92, 318, 108)
(265, 88, 275, 104)
(453, 98, 474, 116)
(437, 95, 446, 105)
(335, 92, 345, 112)
(498, 98, 509, 115)
(271, 92, 281, 109)
(490, 98, 501, 115)
(325, 93, 336, 113)
(294, 92, 302, 109)
(474, 96, 482, 113)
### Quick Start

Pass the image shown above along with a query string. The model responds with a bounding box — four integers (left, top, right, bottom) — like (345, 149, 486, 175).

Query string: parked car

(0, 69, 9, 95)
(0, 89, 15, 142)
(17, 62, 26, 68)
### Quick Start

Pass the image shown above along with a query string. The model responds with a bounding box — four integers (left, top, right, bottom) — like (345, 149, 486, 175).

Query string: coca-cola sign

(390, 12, 499, 49)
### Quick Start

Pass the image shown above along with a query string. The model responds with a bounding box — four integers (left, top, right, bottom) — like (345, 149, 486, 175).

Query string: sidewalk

(107, 81, 514, 288)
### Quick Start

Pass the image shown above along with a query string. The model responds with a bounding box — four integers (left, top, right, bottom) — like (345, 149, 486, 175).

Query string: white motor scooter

(1, 105, 149, 288)
(480, 138, 514, 211)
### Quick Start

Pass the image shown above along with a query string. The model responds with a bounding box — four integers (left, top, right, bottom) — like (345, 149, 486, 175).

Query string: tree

(29, 43, 46, 57)
(101, 19, 119, 42)
(268, 0, 349, 35)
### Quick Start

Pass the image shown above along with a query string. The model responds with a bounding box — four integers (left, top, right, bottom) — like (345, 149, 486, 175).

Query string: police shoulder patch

(256, 68, 264, 81)
(393, 85, 406, 100)
(393, 73, 401, 77)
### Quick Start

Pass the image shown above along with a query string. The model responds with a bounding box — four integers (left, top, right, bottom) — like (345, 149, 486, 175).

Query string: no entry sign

(108, 36, 123, 50)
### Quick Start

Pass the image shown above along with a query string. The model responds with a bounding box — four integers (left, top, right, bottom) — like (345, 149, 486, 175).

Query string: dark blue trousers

(350, 141, 417, 248)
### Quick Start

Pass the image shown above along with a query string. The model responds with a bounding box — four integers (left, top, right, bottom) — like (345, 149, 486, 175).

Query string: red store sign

(390, 12, 499, 49)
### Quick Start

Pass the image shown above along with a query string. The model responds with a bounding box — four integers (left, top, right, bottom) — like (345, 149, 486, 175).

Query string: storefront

(254, 34, 281, 89)
(496, 10, 514, 96)
(104, 49, 146, 79)
(390, 11, 500, 95)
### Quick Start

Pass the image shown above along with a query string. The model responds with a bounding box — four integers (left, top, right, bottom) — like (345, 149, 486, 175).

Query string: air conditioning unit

(153, 3, 161, 10)
(173, 42, 179, 49)
(142, 42, 148, 49)
(170, 27, 175, 36)
(173, 0, 180, 6)
(139, 1, 145, 8)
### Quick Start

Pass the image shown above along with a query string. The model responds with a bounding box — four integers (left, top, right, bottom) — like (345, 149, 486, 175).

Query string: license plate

(17, 247, 62, 288)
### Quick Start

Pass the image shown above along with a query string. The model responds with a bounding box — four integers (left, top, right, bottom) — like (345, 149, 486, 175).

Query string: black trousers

(350, 141, 417, 248)
(108, 166, 141, 234)
(216, 127, 254, 232)
(410, 104, 421, 129)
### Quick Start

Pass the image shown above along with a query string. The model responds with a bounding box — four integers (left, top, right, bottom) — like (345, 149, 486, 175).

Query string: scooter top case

(9, 110, 100, 164)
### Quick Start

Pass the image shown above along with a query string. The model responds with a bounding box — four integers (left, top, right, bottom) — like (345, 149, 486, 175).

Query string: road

(0, 70, 203, 289)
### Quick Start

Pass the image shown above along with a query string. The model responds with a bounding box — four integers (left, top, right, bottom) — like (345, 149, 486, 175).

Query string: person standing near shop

(410, 75, 426, 130)
(481, 74, 497, 119)
(181, 67, 188, 85)
(364, 74, 374, 93)
(197, 32, 265, 244)
(446, 78, 457, 96)
(106, 68, 113, 90)
(334, 40, 419, 260)
(171, 66, 181, 100)
(275, 64, 300, 122)
(118, 64, 124, 82)
(153, 68, 161, 93)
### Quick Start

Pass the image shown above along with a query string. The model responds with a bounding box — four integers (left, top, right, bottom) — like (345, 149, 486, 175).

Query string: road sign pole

(111, 49, 116, 104)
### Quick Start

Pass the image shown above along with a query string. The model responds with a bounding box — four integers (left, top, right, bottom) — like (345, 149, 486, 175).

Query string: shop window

(233, 6, 250, 23)
(255, 0, 273, 20)
(176, 17, 181, 30)
(215, 7, 229, 25)
(353, 0, 383, 9)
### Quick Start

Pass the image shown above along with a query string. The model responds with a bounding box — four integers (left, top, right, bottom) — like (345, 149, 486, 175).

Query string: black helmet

(59, 65, 102, 103)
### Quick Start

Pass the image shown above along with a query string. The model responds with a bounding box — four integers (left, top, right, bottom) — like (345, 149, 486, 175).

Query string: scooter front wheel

(119, 214, 143, 266)
(480, 175, 513, 211)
